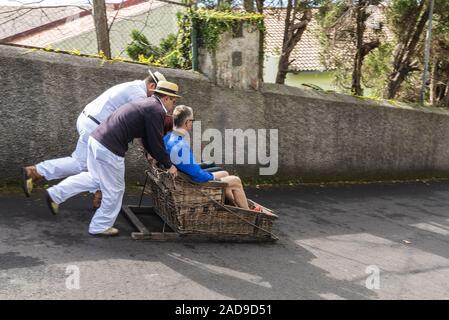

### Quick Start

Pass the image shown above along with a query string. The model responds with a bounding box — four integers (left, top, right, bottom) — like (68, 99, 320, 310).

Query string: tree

(319, 0, 383, 96)
(377, 0, 449, 103)
(92, 0, 111, 58)
(255, 0, 265, 81)
(351, 0, 381, 96)
(337, 0, 449, 103)
(383, 0, 429, 99)
(275, 1, 314, 84)
(427, 0, 449, 106)
(243, 0, 255, 12)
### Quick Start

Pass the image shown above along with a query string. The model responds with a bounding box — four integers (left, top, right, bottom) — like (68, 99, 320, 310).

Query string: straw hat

(148, 69, 166, 84)
(150, 81, 181, 98)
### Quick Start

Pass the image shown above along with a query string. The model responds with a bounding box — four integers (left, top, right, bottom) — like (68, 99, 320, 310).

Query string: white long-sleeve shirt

(83, 80, 148, 123)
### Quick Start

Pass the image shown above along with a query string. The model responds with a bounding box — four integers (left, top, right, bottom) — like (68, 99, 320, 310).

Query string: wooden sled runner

(122, 164, 279, 242)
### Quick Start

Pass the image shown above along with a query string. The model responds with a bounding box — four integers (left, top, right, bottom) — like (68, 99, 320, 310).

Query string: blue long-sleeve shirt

(164, 130, 213, 183)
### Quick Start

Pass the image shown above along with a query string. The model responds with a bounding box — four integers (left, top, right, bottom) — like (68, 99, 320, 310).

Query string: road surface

(1, 181, 449, 299)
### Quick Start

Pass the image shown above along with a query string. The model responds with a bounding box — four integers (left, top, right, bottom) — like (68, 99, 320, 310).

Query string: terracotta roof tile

(264, 7, 392, 72)
(0, 6, 87, 41)
(265, 9, 325, 72)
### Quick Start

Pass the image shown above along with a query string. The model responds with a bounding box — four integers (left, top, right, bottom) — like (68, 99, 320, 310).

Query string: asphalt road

(1, 181, 449, 299)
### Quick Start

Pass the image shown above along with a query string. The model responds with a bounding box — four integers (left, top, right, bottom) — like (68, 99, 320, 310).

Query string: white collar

(154, 95, 168, 113)
(140, 80, 147, 92)
(173, 128, 188, 136)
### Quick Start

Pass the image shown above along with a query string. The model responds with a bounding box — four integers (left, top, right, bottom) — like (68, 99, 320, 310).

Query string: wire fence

(0, 0, 189, 59)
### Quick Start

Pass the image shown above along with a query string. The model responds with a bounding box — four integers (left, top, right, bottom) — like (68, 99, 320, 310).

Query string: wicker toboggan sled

(122, 163, 278, 242)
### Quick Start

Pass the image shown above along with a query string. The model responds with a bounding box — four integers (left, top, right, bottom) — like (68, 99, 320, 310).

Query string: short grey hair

(173, 105, 193, 127)
(144, 75, 157, 85)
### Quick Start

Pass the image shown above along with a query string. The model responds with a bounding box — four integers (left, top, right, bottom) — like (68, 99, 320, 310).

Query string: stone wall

(2, 44, 449, 186)
(198, 23, 260, 90)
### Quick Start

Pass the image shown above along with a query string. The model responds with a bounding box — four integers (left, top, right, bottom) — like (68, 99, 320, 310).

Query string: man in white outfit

(21, 69, 167, 209)
(45, 81, 179, 237)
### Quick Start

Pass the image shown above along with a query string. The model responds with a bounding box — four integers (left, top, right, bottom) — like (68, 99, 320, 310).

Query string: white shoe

(45, 191, 59, 215)
(89, 227, 119, 237)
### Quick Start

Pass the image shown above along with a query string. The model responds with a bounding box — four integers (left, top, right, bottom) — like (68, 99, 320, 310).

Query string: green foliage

(159, 33, 178, 56)
(126, 29, 162, 61)
(125, 27, 190, 69)
(189, 9, 265, 52)
(217, 1, 233, 11)
(363, 43, 394, 97)
(332, 60, 352, 94)
(170, 10, 193, 69)
(317, 0, 356, 93)
(382, 0, 449, 104)
(318, 0, 348, 30)
(317, 0, 423, 99)
(125, 9, 264, 69)
(386, 0, 426, 44)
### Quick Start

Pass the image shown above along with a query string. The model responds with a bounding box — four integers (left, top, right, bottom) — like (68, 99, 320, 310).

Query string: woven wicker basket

(145, 165, 277, 240)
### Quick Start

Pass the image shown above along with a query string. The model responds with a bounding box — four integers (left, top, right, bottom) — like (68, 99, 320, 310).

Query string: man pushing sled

(27, 81, 180, 237)
(21, 69, 167, 210)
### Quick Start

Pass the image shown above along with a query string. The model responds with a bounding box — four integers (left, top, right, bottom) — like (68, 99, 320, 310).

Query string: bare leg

(224, 188, 236, 206)
(220, 176, 249, 210)
(212, 171, 229, 180)
(213, 171, 234, 204)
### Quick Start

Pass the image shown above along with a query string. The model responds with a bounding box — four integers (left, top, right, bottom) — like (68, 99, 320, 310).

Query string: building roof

(0, 5, 89, 41)
(264, 6, 392, 72)
(264, 9, 325, 72)
(0, 0, 171, 45)
(0, 0, 179, 59)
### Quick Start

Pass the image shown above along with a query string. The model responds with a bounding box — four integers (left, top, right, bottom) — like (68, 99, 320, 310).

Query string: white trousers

(36, 113, 98, 180)
(47, 137, 125, 234)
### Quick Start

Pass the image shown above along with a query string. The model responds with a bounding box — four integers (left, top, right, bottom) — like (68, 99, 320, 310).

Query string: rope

(138, 171, 149, 207)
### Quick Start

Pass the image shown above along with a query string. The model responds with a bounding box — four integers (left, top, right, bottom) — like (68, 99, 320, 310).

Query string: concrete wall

(2, 44, 449, 185)
(199, 24, 260, 90)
